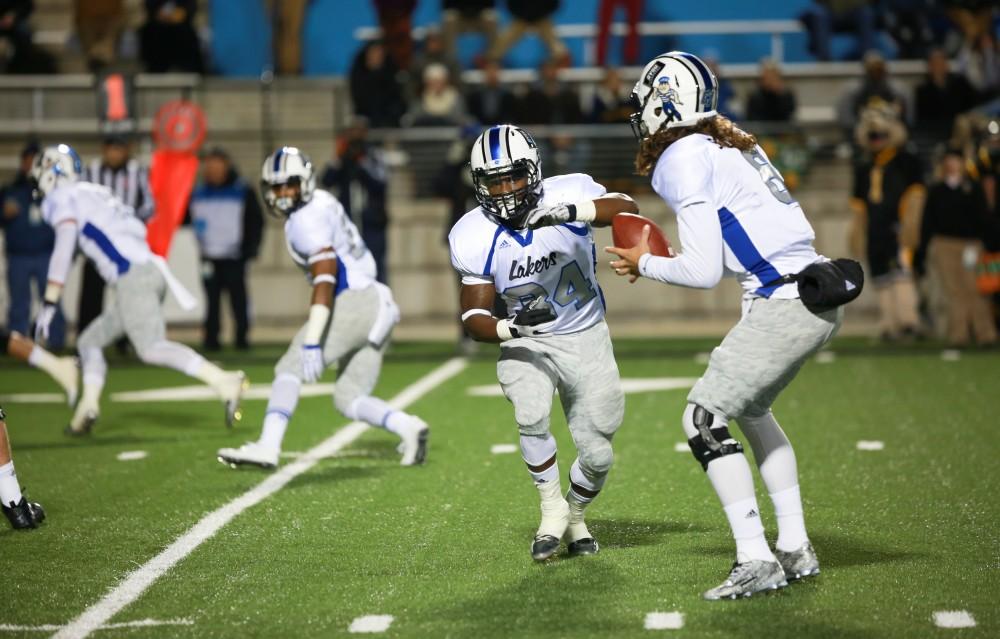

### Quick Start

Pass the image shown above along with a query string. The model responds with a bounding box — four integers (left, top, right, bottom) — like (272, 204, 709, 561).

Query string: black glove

(510, 297, 557, 337)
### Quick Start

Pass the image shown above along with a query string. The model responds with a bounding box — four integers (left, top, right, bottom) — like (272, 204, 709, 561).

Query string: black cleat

(3, 496, 45, 530)
(567, 537, 600, 556)
(531, 534, 561, 561)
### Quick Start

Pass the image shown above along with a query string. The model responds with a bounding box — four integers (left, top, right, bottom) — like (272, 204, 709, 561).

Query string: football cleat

(702, 559, 788, 600)
(52, 356, 79, 407)
(3, 496, 46, 530)
(66, 401, 98, 436)
(216, 371, 248, 428)
(217, 441, 279, 469)
(567, 537, 600, 556)
(398, 416, 429, 466)
(531, 535, 561, 561)
(775, 542, 820, 581)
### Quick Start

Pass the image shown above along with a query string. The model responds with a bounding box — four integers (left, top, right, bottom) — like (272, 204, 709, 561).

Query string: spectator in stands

(516, 59, 582, 125)
(350, 40, 407, 128)
(746, 59, 797, 122)
(955, 30, 998, 100)
(850, 102, 926, 341)
(838, 50, 911, 139)
(588, 67, 632, 124)
(409, 27, 463, 101)
(800, 0, 877, 61)
(0, 0, 56, 73)
(596, 0, 643, 67)
(466, 59, 517, 124)
(79, 135, 155, 351)
(0, 141, 65, 350)
(488, 0, 569, 67)
(401, 62, 470, 127)
(703, 53, 739, 120)
(321, 118, 391, 284)
(373, 0, 417, 71)
(269, 0, 308, 75)
(915, 147, 996, 346)
(188, 147, 263, 351)
(881, 0, 936, 60)
(441, 0, 498, 66)
(74, 0, 124, 72)
(915, 48, 978, 142)
(140, 0, 203, 73)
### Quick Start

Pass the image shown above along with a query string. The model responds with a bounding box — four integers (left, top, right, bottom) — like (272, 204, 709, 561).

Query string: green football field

(0, 338, 997, 638)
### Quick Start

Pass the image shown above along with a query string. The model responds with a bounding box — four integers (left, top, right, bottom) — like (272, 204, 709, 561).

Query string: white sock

(706, 454, 773, 562)
(347, 396, 412, 435)
(723, 497, 774, 562)
(0, 461, 22, 505)
(259, 374, 301, 451)
(27, 345, 58, 375)
(771, 485, 809, 552)
(79, 375, 105, 410)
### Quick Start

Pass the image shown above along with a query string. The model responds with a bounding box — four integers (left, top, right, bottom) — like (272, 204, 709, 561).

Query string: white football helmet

(261, 146, 315, 216)
(31, 144, 82, 198)
(630, 51, 719, 139)
(469, 124, 543, 229)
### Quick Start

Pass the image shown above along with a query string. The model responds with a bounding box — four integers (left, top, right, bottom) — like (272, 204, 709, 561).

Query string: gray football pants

(689, 297, 843, 421)
(275, 286, 389, 414)
(497, 320, 625, 480)
(76, 262, 204, 378)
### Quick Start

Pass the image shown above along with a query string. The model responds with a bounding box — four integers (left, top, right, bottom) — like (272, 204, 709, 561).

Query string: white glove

(301, 344, 324, 383)
(33, 303, 58, 344)
(526, 204, 575, 229)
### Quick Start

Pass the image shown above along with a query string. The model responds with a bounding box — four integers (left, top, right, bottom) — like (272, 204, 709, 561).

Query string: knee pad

(684, 403, 743, 471)
(514, 402, 551, 437)
(577, 439, 614, 478)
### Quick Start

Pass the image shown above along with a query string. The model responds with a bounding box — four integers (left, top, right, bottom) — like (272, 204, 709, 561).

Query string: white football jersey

(449, 173, 608, 335)
(284, 189, 377, 294)
(653, 134, 820, 298)
(41, 181, 151, 283)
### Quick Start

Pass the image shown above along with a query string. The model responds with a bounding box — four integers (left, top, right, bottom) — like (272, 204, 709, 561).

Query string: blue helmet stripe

(488, 127, 501, 161)
(273, 147, 284, 172)
(675, 53, 713, 91)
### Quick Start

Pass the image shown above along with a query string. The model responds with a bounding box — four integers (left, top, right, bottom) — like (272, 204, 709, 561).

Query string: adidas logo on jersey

(498, 239, 510, 249)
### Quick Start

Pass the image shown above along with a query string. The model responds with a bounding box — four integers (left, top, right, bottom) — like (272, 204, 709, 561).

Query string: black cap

(21, 139, 40, 159)
(200, 145, 231, 161)
(103, 134, 129, 146)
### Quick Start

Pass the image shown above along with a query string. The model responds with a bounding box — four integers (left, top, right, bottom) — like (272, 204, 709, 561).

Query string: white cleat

(66, 400, 99, 436)
(397, 416, 429, 466)
(214, 371, 248, 428)
(217, 441, 279, 469)
(532, 495, 570, 562)
(52, 356, 79, 407)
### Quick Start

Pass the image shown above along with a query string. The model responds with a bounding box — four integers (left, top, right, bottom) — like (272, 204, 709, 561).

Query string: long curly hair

(634, 115, 758, 176)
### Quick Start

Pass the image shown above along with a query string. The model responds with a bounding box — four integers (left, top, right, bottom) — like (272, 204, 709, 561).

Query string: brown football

(612, 213, 674, 257)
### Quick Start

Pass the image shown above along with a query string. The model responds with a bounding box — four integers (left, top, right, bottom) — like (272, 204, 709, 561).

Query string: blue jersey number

(502, 261, 597, 313)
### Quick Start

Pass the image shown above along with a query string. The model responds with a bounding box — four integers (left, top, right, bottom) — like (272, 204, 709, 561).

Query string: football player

(31, 145, 247, 435)
(0, 406, 45, 529)
(449, 124, 637, 561)
(1, 330, 77, 405)
(608, 52, 842, 599)
(216, 147, 428, 469)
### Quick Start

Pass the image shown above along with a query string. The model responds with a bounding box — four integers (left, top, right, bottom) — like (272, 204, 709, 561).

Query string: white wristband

(461, 308, 492, 322)
(312, 274, 336, 286)
(573, 199, 597, 223)
(496, 318, 514, 341)
(638, 253, 653, 277)
(44, 282, 63, 305)
(303, 304, 331, 345)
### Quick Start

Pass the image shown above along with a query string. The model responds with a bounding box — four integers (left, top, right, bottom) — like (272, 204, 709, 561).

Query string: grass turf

(0, 338, 997, 638)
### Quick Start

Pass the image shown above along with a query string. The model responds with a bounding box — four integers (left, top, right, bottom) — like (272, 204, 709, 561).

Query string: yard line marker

(856, 440, 885, 451)
(0, 392, 64, 404)
(644, 611, 684, 630)
(815, 351, 836, 364)
(115, 451, 147, 462)
(348, 615, 395, 633)
(279, 451, 303, 458)
(941, 350, 962, 362)
(467, 377, 698, 397)
(933, 610, 976, 628)
(490, 444, 517, 454)
(0, 618, 193, 632)
(52, 358, 468, 639)
(673, 442, 689, 453)
(694, 352, 711, 364)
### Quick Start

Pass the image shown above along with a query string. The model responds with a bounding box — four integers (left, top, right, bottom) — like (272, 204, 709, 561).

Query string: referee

(78, 135, 154, 350)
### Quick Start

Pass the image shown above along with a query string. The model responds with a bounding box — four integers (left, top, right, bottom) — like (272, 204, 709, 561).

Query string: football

(612, 213, 674, 257)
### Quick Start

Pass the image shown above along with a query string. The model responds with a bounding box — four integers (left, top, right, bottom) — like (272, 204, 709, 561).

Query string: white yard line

(644, 611, 684, 630)
(856, 440, 885, 451)
(933, 610, 976, 628)
(0, 618, 192, 632)
(467, 377, 699, 397)
(673, 442, 690, 453)
(815, 351, 836, 364)
(115, 451, 147, 462)
(490, 444, 518, 454)
(348, 615, 395, 633)
(52, 358, 467, 639)
(940, 349, 962, 362)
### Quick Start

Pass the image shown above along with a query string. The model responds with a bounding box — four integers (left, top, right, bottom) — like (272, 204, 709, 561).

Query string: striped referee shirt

(82, 158, 155, 222)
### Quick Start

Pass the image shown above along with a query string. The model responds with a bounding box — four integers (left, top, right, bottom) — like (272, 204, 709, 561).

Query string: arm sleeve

(46, 221, 78, 286)
(241, 187, 264, 260)
(650, 143, 713, 210)
(638, 199, 724, 289)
